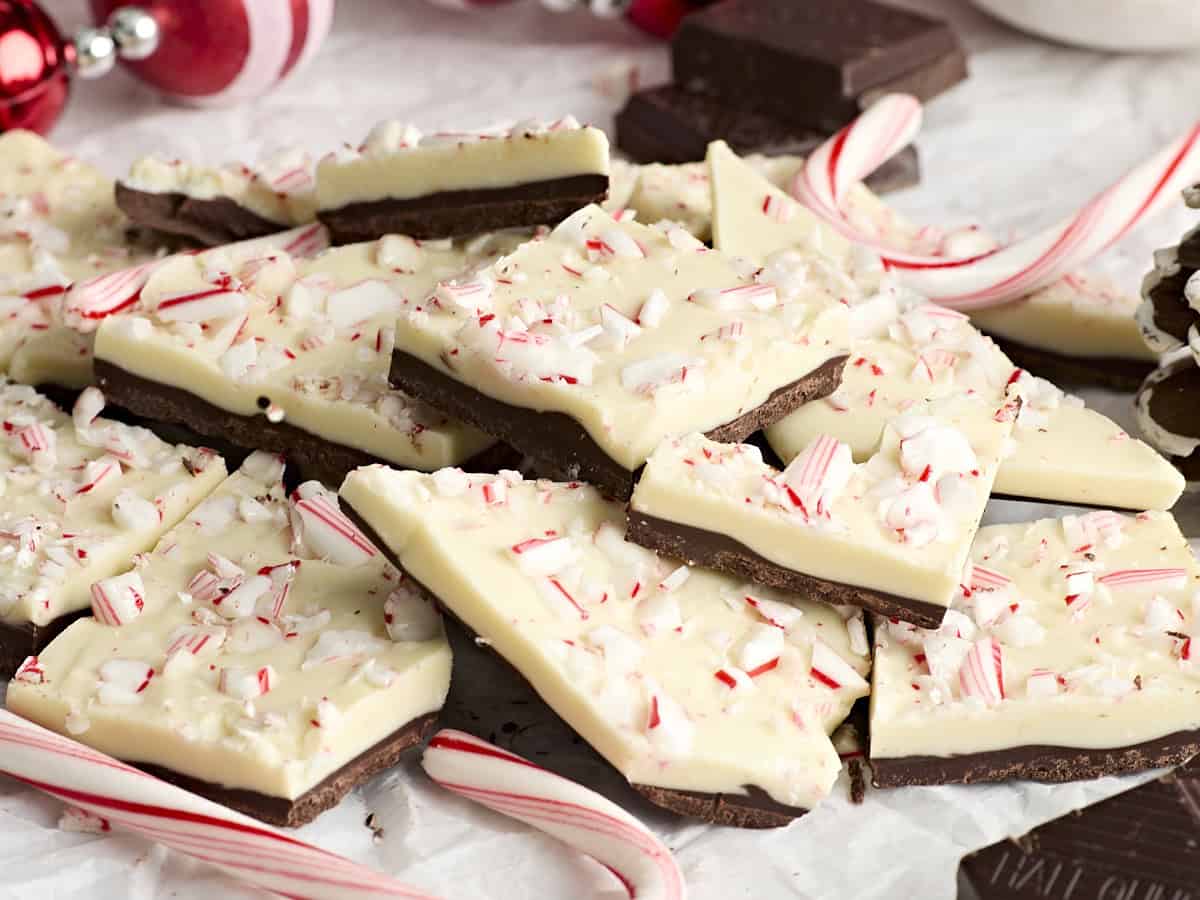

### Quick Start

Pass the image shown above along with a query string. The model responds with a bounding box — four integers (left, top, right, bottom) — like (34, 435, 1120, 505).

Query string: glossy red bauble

(0, 0, 69, 134)
(89, 0, 333, 105)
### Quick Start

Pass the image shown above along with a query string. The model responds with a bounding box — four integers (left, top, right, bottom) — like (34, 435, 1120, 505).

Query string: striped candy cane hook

(793, 94, 1200, 310)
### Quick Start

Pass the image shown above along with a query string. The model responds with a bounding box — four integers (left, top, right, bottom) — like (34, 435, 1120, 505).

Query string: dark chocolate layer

(341, 501, 809, 828)
(317, 174, 609, 245)
(988, 334, 1155, 393)
(625, 509, 946, 628)
(960, 757, 1200, 900)
(137, 711, 439, 828)
(390, 349, 846, 501)
(614, 84, 921, 195)
(0, 610, 88, 680)
(871, 730, 1200, 789)
(93, 359, 518, 489)
(672, 0, 966, 130)
(115, 183, 289, 247)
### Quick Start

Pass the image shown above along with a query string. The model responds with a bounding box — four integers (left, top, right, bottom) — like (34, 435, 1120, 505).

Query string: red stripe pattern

(422, 729, 685, 900)
(0, 710, 435, 899)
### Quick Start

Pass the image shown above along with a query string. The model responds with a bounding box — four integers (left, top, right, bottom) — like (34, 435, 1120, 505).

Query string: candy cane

(421, 730, 686, 900)
(0, 710, 436, 900)
(793, 94, 1200, 309)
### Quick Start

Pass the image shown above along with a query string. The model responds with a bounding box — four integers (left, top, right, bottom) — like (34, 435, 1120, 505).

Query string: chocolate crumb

(364, 812, 385, 843)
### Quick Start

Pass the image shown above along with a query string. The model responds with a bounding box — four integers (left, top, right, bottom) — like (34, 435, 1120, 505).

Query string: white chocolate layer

(626, 155, 807, 241)
(393, 203, 851, 472)
(316, 119, 610, 210)
(93, 234, 522, 470)
(0, 131, 161, 388)
(342, 466, 870, 810)
(970, 274, 1157, 363)
(632, 403, 1010, 617)
(764, 288, 1183, 511)
(124, 149, 319, 227)
(7, 454, 451, 800)
(709, 141, 850, 265)
(871, 511, 1200, 759)
(0, 382, 226, 626)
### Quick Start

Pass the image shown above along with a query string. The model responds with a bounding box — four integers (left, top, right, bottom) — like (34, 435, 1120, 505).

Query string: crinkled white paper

(2, 1, 1196, 897)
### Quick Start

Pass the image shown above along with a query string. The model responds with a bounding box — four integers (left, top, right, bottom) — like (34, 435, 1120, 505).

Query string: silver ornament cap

(71, 6, 161, 79)
(73, 27, 116, 79)
(108, 7, 160, 61)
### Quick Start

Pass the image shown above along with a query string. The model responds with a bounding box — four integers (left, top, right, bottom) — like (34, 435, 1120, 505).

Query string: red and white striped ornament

(89, 1, 334, 106)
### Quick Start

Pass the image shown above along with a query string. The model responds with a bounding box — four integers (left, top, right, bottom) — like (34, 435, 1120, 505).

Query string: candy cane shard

(422, 730, 685, 900)
(793, 94, 1200, 309)
(0, 710, 438, 900)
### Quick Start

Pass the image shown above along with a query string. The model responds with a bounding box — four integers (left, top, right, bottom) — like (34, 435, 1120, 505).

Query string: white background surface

(2, 1, 1199, 898)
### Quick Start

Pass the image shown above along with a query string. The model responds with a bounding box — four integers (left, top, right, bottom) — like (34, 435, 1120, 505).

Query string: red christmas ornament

(89, 0, 333, 106)
(0, 0, 69, 134)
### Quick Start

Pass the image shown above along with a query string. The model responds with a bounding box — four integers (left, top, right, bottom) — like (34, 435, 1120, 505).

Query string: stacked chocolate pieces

(0, 113, 1197, 877)
(616, 0, 970, 189)
(1135, 183, 1200, 478)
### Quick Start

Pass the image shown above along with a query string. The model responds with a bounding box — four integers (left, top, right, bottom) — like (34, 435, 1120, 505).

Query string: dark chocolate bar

(960, 756, 1200, 900)
(672, 0, 967, 131)
(615, 84, 921, 194)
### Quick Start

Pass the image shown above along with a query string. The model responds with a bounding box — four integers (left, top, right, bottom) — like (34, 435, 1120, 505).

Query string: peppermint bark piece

(7, 453, 451, 827)
(341, 466, 871, 827)
(316, 118, 611, 244)
(117, 148, 318, 246)
(765, 291, 1183, 511)
(709, 143, 1182, 510)
(870, 511, 1200, 786)
(0, 130, 163, 393)
(629, 397, 1012, 630)
(92, 232, 516, 486)
(710, 139, 1157, 389)
(0, 382, 227, 676)
(390, 204, 851, 500)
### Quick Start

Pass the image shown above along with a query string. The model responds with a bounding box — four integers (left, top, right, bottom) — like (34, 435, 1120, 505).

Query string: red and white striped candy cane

(422, 730, 686, 900)
(0, 710, 436, 900)
(794, 94, 1200, 310)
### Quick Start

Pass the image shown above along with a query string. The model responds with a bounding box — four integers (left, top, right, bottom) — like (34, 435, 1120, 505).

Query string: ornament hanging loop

(72, 6, 159, 79)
